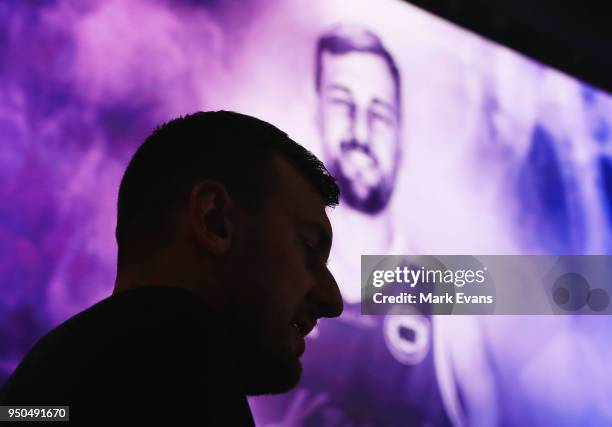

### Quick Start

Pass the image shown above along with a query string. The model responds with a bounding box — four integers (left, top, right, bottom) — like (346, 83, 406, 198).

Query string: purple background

(2, 0, 612, 425)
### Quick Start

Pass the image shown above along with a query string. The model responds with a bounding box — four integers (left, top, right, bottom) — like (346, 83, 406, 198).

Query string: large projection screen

(2, 0, 612, 425)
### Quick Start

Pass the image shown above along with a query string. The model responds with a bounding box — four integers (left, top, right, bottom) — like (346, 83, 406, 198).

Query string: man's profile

(0, 111, 343, 425)
(251, 24, 494, 427)
(252, 24, 452, 427)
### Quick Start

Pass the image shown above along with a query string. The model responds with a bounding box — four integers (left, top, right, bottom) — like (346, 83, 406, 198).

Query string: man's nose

(350, 108, 369, 149)
(312, 268, 343, 319)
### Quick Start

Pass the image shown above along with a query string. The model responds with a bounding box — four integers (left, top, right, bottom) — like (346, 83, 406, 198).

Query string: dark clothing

(0, 286, 255, 426)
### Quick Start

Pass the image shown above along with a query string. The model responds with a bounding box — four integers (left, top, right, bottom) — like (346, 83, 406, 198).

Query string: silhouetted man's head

(115, 111, 343, 395)
(315, 25, 402, 215)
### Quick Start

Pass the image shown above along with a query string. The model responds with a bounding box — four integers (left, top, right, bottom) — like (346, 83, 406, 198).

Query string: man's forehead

(320, 51, 395, 100)
(269, 155, 332, 228)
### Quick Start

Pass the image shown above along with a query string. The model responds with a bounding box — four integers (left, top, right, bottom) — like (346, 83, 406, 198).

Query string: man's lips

(292, 318, 316, 337)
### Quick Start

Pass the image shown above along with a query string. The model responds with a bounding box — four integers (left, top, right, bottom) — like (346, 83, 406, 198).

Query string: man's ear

(189, 180, 234, 255)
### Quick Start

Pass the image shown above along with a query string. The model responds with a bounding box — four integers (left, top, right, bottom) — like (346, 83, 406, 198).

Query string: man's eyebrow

(371, 98, 396, 116)
(326, 84, 352, 97)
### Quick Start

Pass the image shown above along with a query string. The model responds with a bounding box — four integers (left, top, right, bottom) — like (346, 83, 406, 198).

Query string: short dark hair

(314, 24, 401, 114)
(116, 111, 338, 268)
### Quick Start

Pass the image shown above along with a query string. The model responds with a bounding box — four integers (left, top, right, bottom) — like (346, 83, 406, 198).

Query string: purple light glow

(2, 0, 612, 425)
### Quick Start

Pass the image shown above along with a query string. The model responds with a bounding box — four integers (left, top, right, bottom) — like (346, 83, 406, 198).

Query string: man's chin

(243, 356, 302, 396)
(331, 162, 390, 214)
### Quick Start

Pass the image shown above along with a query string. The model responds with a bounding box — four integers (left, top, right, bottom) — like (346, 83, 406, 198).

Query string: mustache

(340, 139, 379, 167)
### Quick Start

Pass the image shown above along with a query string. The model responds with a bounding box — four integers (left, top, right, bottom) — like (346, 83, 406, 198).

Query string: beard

(239, 346, 302, 396)
(328, 146, 394, 215)
(223, 301, 302, 396)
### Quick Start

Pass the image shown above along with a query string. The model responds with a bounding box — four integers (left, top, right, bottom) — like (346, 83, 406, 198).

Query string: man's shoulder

(70, 285, 215, 336)
(1, 286, 224, 399)
(0, 286, 254, 425)
(39, 285, 217, 357)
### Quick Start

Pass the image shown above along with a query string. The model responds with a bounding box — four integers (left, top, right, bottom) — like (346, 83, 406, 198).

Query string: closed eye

(300, 237, 317, 255)
(297, 221, 332, 266)
(300, 237, 329, 267)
